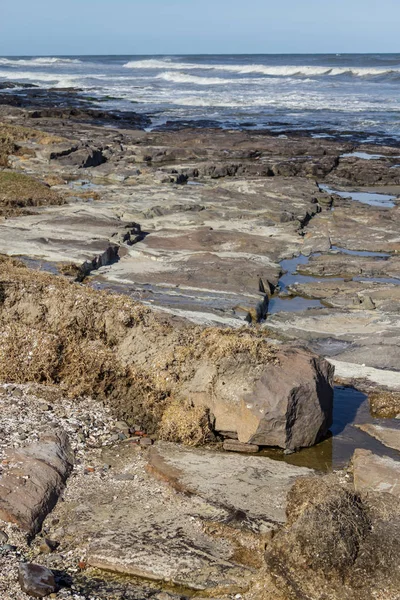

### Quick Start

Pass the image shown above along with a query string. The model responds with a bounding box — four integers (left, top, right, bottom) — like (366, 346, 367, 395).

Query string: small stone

(114, 473, 136, 481)
(140, 437, 153, 447)
(118, 432, 127, 441)
(284, 448, 295, 455)
(113, 420, 130, 434)
(84, 466, 95, 474)
(223, 440, 259, 453)
(39, 539, 59, 554)
(1, 543, 17, 553)
(0, 530, 8, 544)
(18, 563, 56, 598)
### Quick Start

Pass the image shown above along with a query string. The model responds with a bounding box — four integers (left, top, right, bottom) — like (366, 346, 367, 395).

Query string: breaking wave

(124, 59, 400, 80)
(157, 71, 237, 85)
(0, 57, 83, 67)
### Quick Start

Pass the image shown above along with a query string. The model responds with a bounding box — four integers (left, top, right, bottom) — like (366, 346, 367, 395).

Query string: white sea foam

(124, 59, 400, 79)
(0, 70, 85, 87)
(0, 57, 82, 67)
(156, 71, 237, 85)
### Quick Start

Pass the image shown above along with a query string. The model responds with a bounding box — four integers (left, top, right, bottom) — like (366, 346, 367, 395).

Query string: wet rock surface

(356, 423, 400, 452)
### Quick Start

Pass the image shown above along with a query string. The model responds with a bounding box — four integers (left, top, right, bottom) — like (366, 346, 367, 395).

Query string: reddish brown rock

(183, 346, 334, 451)
(0, 430, 73, 535)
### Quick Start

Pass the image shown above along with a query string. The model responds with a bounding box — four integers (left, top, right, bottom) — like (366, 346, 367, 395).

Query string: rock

(139, 437, 153, 447)
(147, 442, 314, 532)
(356, 295, 376, 310)
(53, 146, 107, 168)
(175, 173, 188, 185)
(302, 233, 331, 255)
(0, 430, 73, 535)
(184, 346, 334, 450)
(0, 530, 8, 544)
(39, 539, 60, 554)
(1, 543, 17, 553)
(18, 563, 56, 598)
(223, 440, 259, 453)
(356, 424, 400, 452)
(352, 449, 400, 497)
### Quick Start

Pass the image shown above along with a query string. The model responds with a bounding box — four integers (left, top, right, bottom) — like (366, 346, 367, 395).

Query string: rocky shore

(0, 86, 399, 599)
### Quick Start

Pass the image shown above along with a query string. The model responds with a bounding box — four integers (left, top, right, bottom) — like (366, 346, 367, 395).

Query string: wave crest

(157, 71, 235, 85)
(124, 58, 400, 79)
(0, 57, 82, 67)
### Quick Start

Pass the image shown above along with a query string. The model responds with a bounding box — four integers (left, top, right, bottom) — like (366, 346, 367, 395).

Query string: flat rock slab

(147, 442, 314, 532)
(356, 424, 400, 452)
(79, 453, 254, 591)
(88, 520, 253, 592)
(353, 449, 400, 497)
(0, 430, 73, 535)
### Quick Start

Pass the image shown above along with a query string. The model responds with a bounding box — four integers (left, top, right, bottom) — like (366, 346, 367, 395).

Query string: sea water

(0, 53, 400, 140)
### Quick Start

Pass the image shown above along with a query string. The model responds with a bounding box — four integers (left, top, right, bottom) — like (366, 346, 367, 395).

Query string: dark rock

(52, 146, 107, 168)
(0, 530, 8, 544)
(18, 563, 56, 598)
(175, 173, 188, 185)
(39, 538, 60, 554)
(0, 81, 38, 89)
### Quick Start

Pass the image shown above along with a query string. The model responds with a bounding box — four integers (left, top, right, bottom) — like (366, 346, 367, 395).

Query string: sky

(1, 0, 399, 56)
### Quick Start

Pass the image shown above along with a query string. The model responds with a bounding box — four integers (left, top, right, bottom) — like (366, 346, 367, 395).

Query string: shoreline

(0, 84, 399, 600)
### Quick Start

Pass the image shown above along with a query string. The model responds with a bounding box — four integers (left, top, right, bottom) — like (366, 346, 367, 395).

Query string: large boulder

(182, 346, 334, 450)
(0, 430, 73, 535)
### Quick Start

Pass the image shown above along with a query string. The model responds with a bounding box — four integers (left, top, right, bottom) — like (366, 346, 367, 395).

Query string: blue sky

(1, 0, 399, 55)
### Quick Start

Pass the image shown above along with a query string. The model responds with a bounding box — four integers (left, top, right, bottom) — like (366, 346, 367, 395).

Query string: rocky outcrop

(0, 263, 334, 451)
(0, 430, 73, 535)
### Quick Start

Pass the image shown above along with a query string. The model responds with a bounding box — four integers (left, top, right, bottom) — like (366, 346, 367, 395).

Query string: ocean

(1, 54, 400, 141)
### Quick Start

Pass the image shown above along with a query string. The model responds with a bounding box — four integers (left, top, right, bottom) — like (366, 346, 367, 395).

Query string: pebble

(1, 544, 17, 553)
(0, 530, 9, 544)
(140, 437, 153, 447)
(39, 538, 60, 554)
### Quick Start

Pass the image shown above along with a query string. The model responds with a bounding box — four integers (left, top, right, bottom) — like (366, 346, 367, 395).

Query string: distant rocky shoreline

(0, 84, 399, 599)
